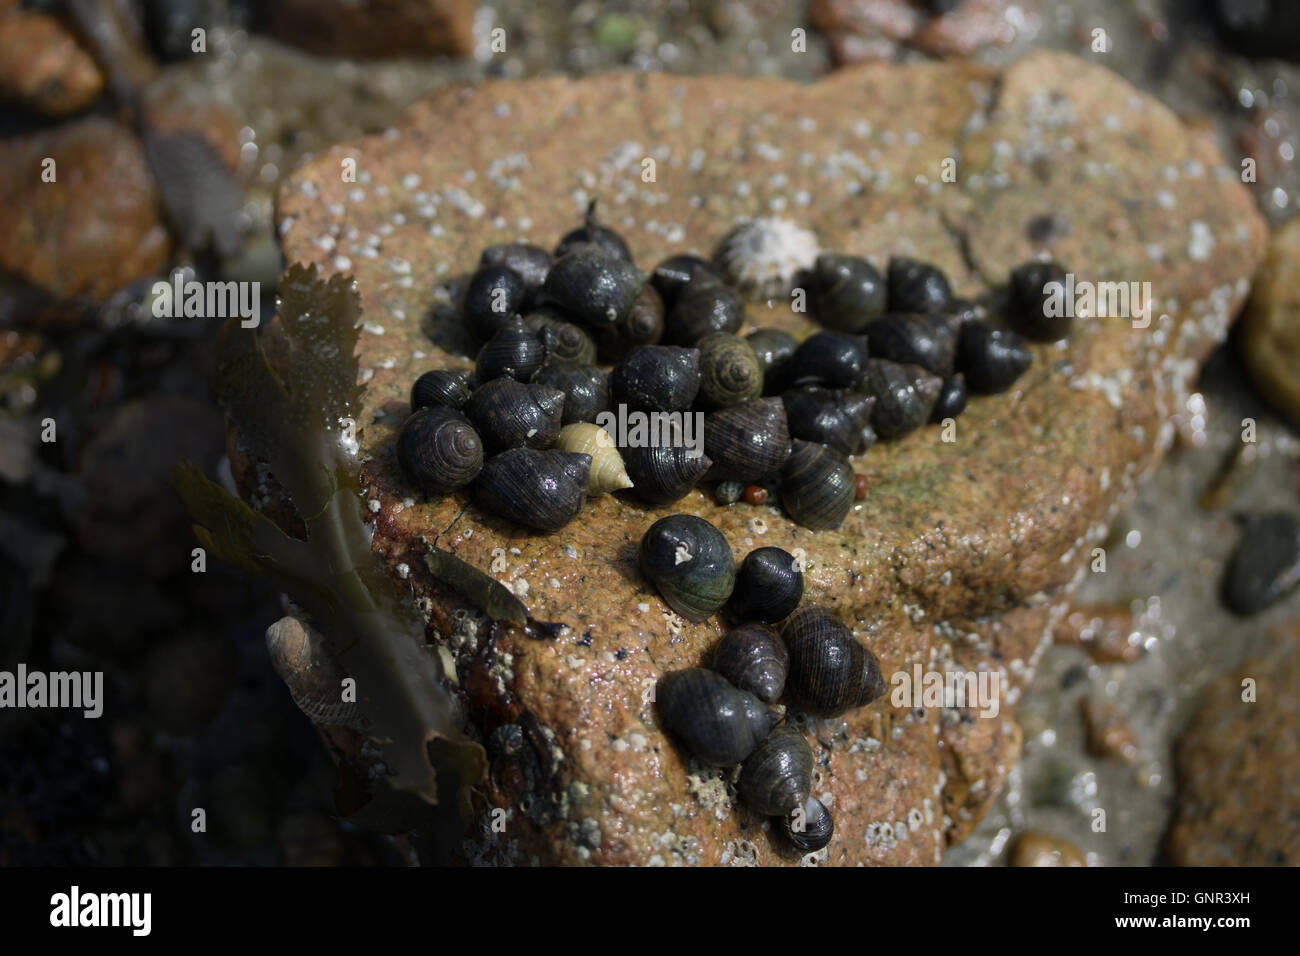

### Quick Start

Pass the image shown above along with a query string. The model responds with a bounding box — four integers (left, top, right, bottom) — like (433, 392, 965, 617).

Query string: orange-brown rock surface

(257, 52, 1265, 864)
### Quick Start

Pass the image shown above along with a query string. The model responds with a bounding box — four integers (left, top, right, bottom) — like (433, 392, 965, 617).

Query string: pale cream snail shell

(265, 615, 361, 727)
(555, 422, 633, 496)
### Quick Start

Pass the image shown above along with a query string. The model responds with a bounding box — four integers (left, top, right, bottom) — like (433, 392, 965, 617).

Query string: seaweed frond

(172, 263, 485, 831)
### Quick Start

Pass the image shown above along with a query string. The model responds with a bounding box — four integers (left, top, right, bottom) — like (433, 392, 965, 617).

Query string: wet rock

(0, 117, 170, 303)
(1221, 512, 1300, 616)
(1239, 217, 1300, 424)
(1008, 831, 1086, 867)
(0, 8, 104, 115)
(1167, 625, 1300, 865)
(1052, 605, 1143, 664)
(256, 54, 1264, 865)
(1079, 698, 1138, 763)
(268, 0, 474, 59)
(810, 0, 1040, 66)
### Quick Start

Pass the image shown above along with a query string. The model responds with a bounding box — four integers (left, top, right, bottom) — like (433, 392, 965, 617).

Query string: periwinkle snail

(930, 373, 968, 423)
(656, 668, 777, 765)
(696, 332, 764, 408)
(410, 368, 472, 411)
(858, 358, 943, 441)
(703, 398, 791, 484)
(1007, 261, 1071, 342)
(554, 199, 632, 261)
(805, 253, 887, 333)
(639, 513, 735, 622)
(781, 605, 886, 717)
(786, 331, 869, 389)
(531, 362, 609, 425)
(785, 794, 834, 852)
(396, 406, 483, 495)
(865, 312, 958, 377)
(651, 253, 718, 307)
(479, 242, 552, 303)
(665, 275, 746, 345)
(463, 264, 528, 343)
(464, 377, 565, 453)
(781, 387, 876, 456)
(610, 345, 701, 412)
(780, 440, 855, 531)
(713, 622, 788, 703)
(473, 447, 591, 532)
(621, 444, 712, 506)
(887, 256, 954, 314)
(595, 284, 665, 360)
(475, 316, 546, 383)
(524, 309, 597, 366)
(539, 244, 644, 329)
(728, 546, 804, 624)
(738, 725, 812, 816)
(746, 327, 799, 390)
(958, 320, 1033, 394)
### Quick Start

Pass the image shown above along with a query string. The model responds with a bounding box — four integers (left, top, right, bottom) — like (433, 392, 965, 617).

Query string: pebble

(1221, 512, 1300, 616)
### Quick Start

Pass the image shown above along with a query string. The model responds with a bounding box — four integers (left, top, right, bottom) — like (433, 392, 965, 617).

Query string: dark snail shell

(464, 264, 528, 343)
(886, 256, 955, 314)
(781, 386, 876, 457)
(410, 368, 473, 411)
(479, 242, 552, 304)
(473, 447, 590, 532)
(714, 480, 744, 505)
(665, 275, 745, 346)
(1008, 261, 1071, 341)
(396, 406, 484, 495)
(531, 362, 610, 425)
(475, 316, 546, 383)
(610, 345, 701, 412)
(747, 327, 799, 392)
(703, 397, 791, 484)
(865, 312, 958, 377)
(656, 668, 778, 765)
(738, 725, 812, 816)
(524, 308, 598, 366)
(651, 253, 719, 307)
(1221, 512, 1300, 615)
(554, 199, 632, 262)
(714, 622, 789, 704)
(957, 320, 1033, 394)
(621, 444, 713, 506)
(697, 332, 764, 408)
(785, 794, 834, 852)
(806, 253, 887, 333)
(538, 244, 644, 328)
(464, 377, 565, 453)
(780, 439, 854, 531)
(729, 546, 804, 625)
(781, 605, 886, 717)
(930, 373, 969, 423)
(639, 513, 735, 622)
(596, 283, 665, 361)
(857, 358, 943, 441)
(787, 331, 869, 389)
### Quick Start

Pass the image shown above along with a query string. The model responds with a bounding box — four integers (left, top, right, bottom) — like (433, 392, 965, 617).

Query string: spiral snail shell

(738, 725, 812, 816)
(746, 327, 799, 392)
(531, 362, 610, 425)
(806, 253, 887, 333)
(656, 667, 777, 765)
(475, 316, 546, 383)
(1008, 260, 1071, 342)
(396, 405, 484, 495)
(410, 368, 473, 411)
(554, 199, 632, 262)
(639, 513, 735, 622)
(524, 308, 598, 366)
(539, 244, 644, 328)
(781, 386, 876, 457)
(712, 622, 788, 703)
(857, 358, 943, 441)
(464, 264, 528, 343)
(556, 423, 633, 496)
(621, 444, 712, 506)
(265, 615, 360, 727)
(610, 345, 701, 413)
(887, 256, 955, 314)
(473, 447, 591, 532)
(786, 331, 870, 389)
(697, 332, 764, 408)
(780, 439, 854, 531)
(464, 377, 565, 453)
(703, 397, 791, 484)
(957, 320, 1033, 394)
(664, 275, 745, 346)
(866, 312, 958, 377)
(781, 605, 886, 717)
(728, 546, 804, 625)
(479, 242, 552, 304)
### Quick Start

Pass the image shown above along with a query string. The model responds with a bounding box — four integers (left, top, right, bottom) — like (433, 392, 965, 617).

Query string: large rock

(0, 117, 170, 303)
(1238, 216, 1300, 425)
(263, 53, 1264, 864)
(268, 0, 475, 59)
(0, 8, 104, 116)
(1166, 625, 1300, 865)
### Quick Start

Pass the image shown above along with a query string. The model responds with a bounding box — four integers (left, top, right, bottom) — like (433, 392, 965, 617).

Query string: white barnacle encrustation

(713, 217, 820, 301)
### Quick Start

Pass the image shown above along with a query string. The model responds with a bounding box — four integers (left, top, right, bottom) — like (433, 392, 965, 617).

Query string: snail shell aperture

(785, 794, 834, 852)
(656, 667, 777, 765)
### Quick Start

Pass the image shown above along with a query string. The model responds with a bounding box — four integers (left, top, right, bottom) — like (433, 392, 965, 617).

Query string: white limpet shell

(712, 217, 821, 301)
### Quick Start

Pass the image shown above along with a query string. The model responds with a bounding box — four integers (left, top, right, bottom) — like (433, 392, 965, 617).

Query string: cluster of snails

(642, 513, 887, 853)
(395, 202, 1073, 532)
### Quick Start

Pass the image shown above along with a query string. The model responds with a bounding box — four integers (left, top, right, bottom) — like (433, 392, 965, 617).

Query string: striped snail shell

(697, 331, 764, 408)
(857, 358, 943, 441)
(473, 448, 591, 532)
(621, 444, 712, 506)
(712, 622, 788, 703)
(656, 667, 777, 765)
(610, 345, 701, 413)
(410, 368, 472, 411)
(780, 439, 854, 531)
(556, 423, 633, 496)
(781, 386, 876, 457)
(396, 405, 484, 495)
(265, 615, 360, 726)
(531, 362, 610, 425)
(475, 316, 546, 383)
(703, 397, 791, 484)
(738, 725, 812, 816)
(464, 377, 565, 453)
(781, 605, 886, 717)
